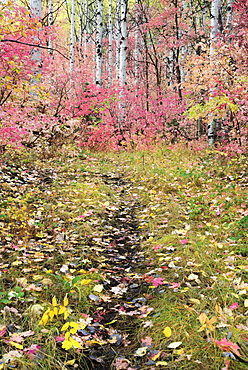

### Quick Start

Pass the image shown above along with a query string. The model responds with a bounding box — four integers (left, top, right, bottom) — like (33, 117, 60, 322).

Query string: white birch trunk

(95, 0, 103, 86)
(119, 0, 128, 86)
(134, 0, 139, 86)
(210, 0, 220, 57)
(108, 0, 113, 87)
(79, 0, 83, 61)
(70, 0, 76, 73)
(84, 0, 89, 57)
(226, 0, 233, 30)
(48, 0, 53, 55)
(30, 0, 42, 81)
(208, 0, 221, 145)
(115, 0, 121, 79)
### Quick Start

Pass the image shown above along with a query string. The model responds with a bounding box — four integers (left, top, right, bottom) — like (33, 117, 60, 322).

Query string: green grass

(0, 144, 247, 369)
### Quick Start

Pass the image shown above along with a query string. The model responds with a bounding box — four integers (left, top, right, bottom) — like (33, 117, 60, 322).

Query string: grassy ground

(0, 144, 247, 369)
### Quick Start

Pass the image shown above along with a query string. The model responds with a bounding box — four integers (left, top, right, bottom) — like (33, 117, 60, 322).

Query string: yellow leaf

(61, 322, 70, 331)
(198, 312, 208, 325)
(69, 337, 82, 348)
(53, 307, 58, 315)
(156, 361, 168, 366)
(49, 310, 55, 320)
(62, 339, 73, 350)
(78, 322, 87, 330)
(197, 324, 206, 332)
(65, 332, 71, 339)
(64, 310, 70, 320)
(59, 306, 66, 315)
(152, 352, 161, 361)
(188, 298, 200, 305)
(52, 296, 58, 307)
(9, 341, 23, 349)
(39, 313, 49, 325)
(70, 322, 79, 329)
(215, 303, 223, 315)
(208, 316, 218, 325)
(244, 299, 248, 307)
(81, 279, 92, 285)
(86, 339, 106, 345)
(163, 327, 172, 337)
(65, 359, 76, 365)
(63, 296, 69, 307)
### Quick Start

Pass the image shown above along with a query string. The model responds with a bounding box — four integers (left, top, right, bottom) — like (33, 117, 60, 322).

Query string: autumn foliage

(0, 0, 247, 151)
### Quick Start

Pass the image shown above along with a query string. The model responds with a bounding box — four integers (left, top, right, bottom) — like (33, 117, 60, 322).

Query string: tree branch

(0, 39, 69, 60)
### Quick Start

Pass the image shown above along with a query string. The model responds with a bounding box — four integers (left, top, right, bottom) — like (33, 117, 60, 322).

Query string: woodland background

(0, 0, 247, 152)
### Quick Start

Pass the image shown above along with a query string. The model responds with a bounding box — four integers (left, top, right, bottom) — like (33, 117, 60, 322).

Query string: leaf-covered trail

(0, 148, 247, 370)
(0, 154, 159, 370)
(80, 172, 152, 369)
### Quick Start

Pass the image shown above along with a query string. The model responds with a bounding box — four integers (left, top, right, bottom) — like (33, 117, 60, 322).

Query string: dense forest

(0, 0, 247, 151)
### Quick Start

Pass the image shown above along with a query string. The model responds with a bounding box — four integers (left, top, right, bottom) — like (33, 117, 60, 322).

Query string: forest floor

(0, 144, 248, 370)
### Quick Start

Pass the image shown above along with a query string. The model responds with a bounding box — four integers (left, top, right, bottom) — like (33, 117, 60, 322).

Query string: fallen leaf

(163, 327, 172, 337)
(167, 341, 182, 349)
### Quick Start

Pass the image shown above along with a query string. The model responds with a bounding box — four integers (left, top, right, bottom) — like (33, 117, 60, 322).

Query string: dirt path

(82, 172, 151, 369)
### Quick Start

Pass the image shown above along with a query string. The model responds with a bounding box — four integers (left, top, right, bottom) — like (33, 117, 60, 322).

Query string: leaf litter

(0, 148, 247, 370)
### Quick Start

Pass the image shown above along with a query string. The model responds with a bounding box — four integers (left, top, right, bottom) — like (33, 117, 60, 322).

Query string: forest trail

(0, 148, 247, 370)
(79, 172, 151, 369)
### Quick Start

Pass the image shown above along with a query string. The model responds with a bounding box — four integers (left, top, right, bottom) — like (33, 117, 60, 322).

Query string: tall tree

(108, 0, 113, 87)
(208, 0, 221, 145)
(96, 0, 103, 86)
(30, 0, 42, 83)
(70, 0, 76, 73)
(48, 0, 53, 55)
(119, 0, 128, 86)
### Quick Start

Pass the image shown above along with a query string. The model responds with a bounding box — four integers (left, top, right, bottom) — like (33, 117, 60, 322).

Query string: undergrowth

(0, 144, 247, 369)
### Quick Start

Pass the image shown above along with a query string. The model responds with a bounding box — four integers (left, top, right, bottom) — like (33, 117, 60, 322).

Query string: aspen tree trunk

(119, 0, 128, 86)
(226, 0, 233, 30)
(134, 0, 139, 86)
(115, 0, 121, 79)
(48, 0, 53, 55)
(30, 0, 42, 82)
(108, 0, 113, 87)
(79, 0, 83, 61)
(208, 0, 221, 145)
(96, 0, 103, 86)
(70, 0, 76, 73)
(83, 0, 90, 58)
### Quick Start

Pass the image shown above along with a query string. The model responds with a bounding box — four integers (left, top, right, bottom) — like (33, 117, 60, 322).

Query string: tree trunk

(96, 0, 103, 86)
(115, 0, 121, 80)
(48, 0, 53, 55)
(30, 0, 42, 82)
(79, 0, 83, 61)
(208, 0, 221, 145)
(70, 0, 76, 73)
(134, 0, 139, 86)
(108, 0, 113, 87)
(119, 0, 128, 86)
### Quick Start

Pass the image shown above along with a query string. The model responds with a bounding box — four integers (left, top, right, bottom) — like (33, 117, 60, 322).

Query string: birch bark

(108, 0, 113, 87)
(96, 0, 103, 86)
(30, 0, 42, 81)
(70, 0, 76, 73)
(208, 0, 221, 145)
(119, 0, 128, 86)
(48, 0, 53, 55)
(134, 0, 139, 86)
